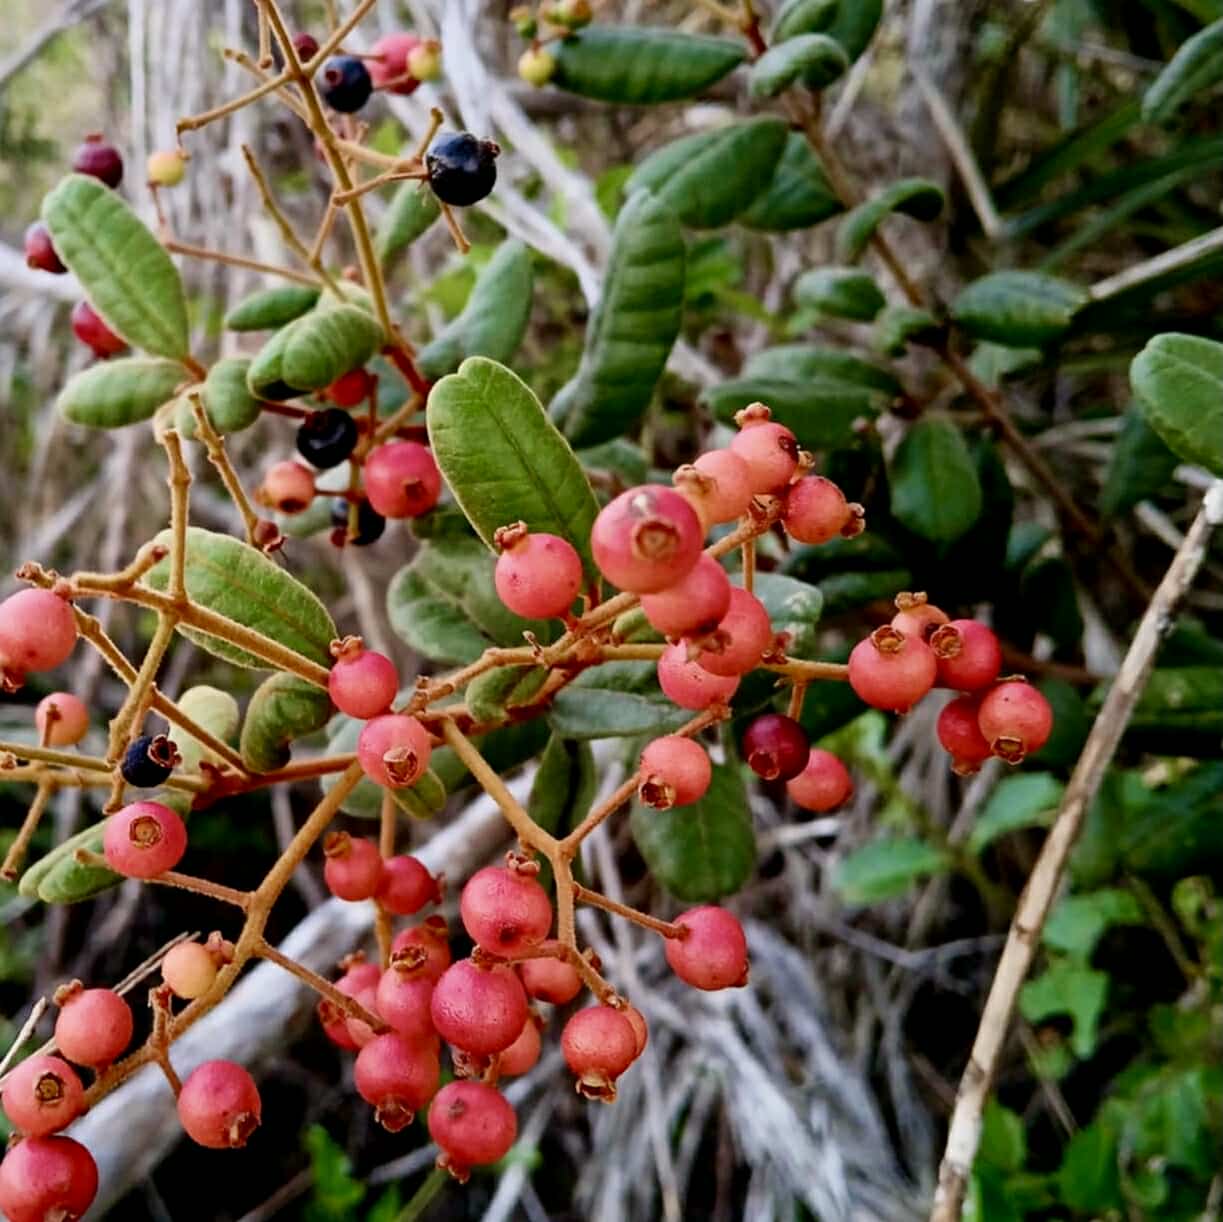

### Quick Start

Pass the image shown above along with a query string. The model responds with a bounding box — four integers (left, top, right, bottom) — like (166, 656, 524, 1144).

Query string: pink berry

(428, 1081, 517, 1179)
(695, 586, 773, 678)
(622, 1005, 648, 1057)
(638, 736, 711, 809)
(936, 695, 992, 775)
(70, 301, 125, 358)
(786, 749, 853, 812)
(847, 626, 937, 714)
(23, 222, 65, 275)
(1, 1056, 84, 1138)
(325, 367, 373, 408)
(392, 915, 452, 981)
(71, 133, 123, 187)
(639, 554, 732, 639)
(460, 865, 553, 955)
(355, 1033, 440, 1131)
(34, 693, 89, 747)
(0, 1137, 98, 1222)
(328, 638, 399, 719)
(890, 591, 949, 641)
(518, 957, 582, 1006)
(728, 404, 798, 493)
(591, 485, 705, 594)
(673, 450, 755, 528)
(323, 832, 384, 901)
(375, 954, 436, 1043)
(376, 855, 440, 915)
(162, 941, 219, 1000)
(52, 983, 132, 1069)
(357, 714, 432, 787)
(430, 959, 528, 1055)
(368, 31, 424, 94)
(363, 441, 442, 519)
(561, 1007, 638, 1101)
(102, 801, 187, 878)
(318, 960, 381, 1050)
(977, 680, 1053, 764)
(176, 1060, 262, 1149)
(343, 983, 383, 1049)
(657, 641, 739, 710)
(930, 620, 1003, 692)
(493, 523, 584, 619)
(257, 460, 316, 515)
(0, 590, 77, 682)
(783, 476, 863, 544)
(665, 907, 749, 991)
(741, 713, 809, 782)
(498, 1016, 542, 1077)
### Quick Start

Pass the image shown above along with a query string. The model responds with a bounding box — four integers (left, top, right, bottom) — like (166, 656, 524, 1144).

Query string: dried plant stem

(1, 780, 54, 880)
(375, 790, 396, 968)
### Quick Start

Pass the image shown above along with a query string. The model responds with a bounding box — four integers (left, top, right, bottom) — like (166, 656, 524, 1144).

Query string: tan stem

(573, 884, 686, 939)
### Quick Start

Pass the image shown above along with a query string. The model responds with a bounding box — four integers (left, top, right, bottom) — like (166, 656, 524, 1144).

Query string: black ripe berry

(426, 132, 500, 207)
(296, 408, 359, 469)
(72, 133, 124, 188)
(121, 735, 179, 788)
(331, 498, 386, 547)
(320, 56, 373, 113)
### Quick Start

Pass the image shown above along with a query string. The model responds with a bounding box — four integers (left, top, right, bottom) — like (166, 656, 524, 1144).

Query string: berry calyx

(376, 855, 441, 915)
(71, 133, 123, 187)
(102, 801, 188, 878)
(786, 748, 853, 812)
(930, 619, 1003, 692)
(1, 1055, 84, 1137)
(119, 733, 179, 788)
(426, 131, 500, 207)
(176, 1060, 262, 1149)
(977, 679, 1053, 764)
(406, 40, 443, 82)
(256, 460, 316, 516)
(23, 222, 65, 274)
(742, 713, 809, 782)
(0, 1137, 98, 1222)
(591, 485, 705, 594)
(356, 713, 432, 788)
(847, 625, 937, 714)
(161, 941, 220, 1000)
(640, 553, 731, 639)
(319, 55, 373, 112)
(34, 693, 90, 747)
(936, 694, 992, 775)
(375, 952, 437, 1042)
(890, 591, 949, 641)
(52, 983, 133, 1069)
(368, 32, 424, 94)
(638, 736, 712, 809)
(561, 1006, 638, 1102)
(518, 46, 556, 87)
(323, 832, 384, 901)
(329, 496, 386, 546)
(363, 441, 442, 519)
(328, 636, 399, 719)
(729, 404, 799, 493)
(296, 408, 359, 469)
(665, 907, 749, 991)
(428, 1081, 517, 1181)
(783, 476, 864, 544)
(324, 367, 374, 407)
(694, 586, 773, 677)
(0, 590, 78, 687)
(146, 149, 186, 187)
(460, 864, 553, 955)
(71, 301, 125, 358)
(392, 916, 452, 981)
(493, 523, 584, 620)
(673, 449, 754, 527)
(430, 959, 528, 1055)
(518, 956, 582, 1005)
(355, 1033, 440, 1131)
(657, 641, 739, 710)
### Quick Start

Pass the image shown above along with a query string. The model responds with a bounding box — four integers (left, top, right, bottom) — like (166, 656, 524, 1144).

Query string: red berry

(328, 639, 399, 719)
(177, 1060, 262, 1149)
(0, 590, 77, 680)
(376, 855, 440, 915)
(783, 476, 863, 544)
(786, 749, 853, 812)
(292, 32, 320, 59)
(357, 713, 432, 787)
(102, 801, 187, 878)
(741, 713, 809, 782)
(848, 626, 937, 714)
(665, 907, 748, 991)
(930, 620, 1003, 692)
(368, 31, 424, 94)
(71, 133, 123, 187)
(673, 450, 754, 526)
(657, 641, 739, 710)
(622, 1005, 648, 1057)
(375, 954, 436, 1043)
(493, 523, 584, 619)
(323, 832, 384, 901)
(343, 983, 382, 1048)
(890, 591, 949, 641)
(695, 586, 773, 678)
(518, 957, 582, 1005)
(638, 736, 711, 809)
(0, 1136, 98, 1222)
(1, 1056, 84, 1137)
(459, 865, 553, 955)
(498, 1015, 542, 1077)
(34, 692, 89, 747)
(161, 941, 219, 1000)
(977, 680, 1053, 764)
(640, 554, 732, 639)
(363, 441, 442, 519)
(561, 1006, 638, 1102)
(428, 1081, 517, 1180)
(70, 300, 125, 358)
(936, 694, 992, 775)
(325, 367, 373, 407)
(392, 915, 452, 981)
(430, 959, 528, 1055)
(23, 222, 65, 274)
(591, 485, 704, 594)
(355, 1033, 440, 1131)
(729, 404, 798, 493)
(318, 960, 381, 1049)
(53, 983, 132, 1069)
(257, 460, 316, 515)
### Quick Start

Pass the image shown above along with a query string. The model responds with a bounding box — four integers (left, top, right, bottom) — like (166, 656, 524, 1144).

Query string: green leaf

(751, 572, 823, 660)
(175, 358, 261, 438)
(1099, 403, 1181, 517)
(968, 772, 1064, 855)
(1130, 333, 1223, 476)
(952, 271, 1087, 348)
(1120, 762, 1223, 875)
(749, 33, 847, 95)
(630, 761, 755, 902)
(548, 661, 693, 739)
(1142, 17, 1223, 121)
(626, 118, 788, 228)
(739, 133, 843, 231)
(743, 344, 902, 397)
(1043, 888, 1145, 959)
(144, 527, 337, 669)
(247, 304, 385, 398)
(701, 378, 882, 450)
(837, 178, 946, 263)
(417, 241, 534, 379)
(979, 1099, 1027, 1173)
(1019, 959, 1108, 1058)
(874, 304, 941, 356)
(428, 358, 601, 578)
(240, 673, 333, 773)
(224, 285, 320, 331)
(1115, 667, 1223, 741)
(833, 837, 949, 904)
(55, 358, 187, 429)
(1019, 557, 1083, 653)
(466, 664, 549, 726)
(1057, 1122, 1123, 1212)
(552, 27, 745, 104)
(771, 0, 838, 42)
(578, 438, 649, 487)
(529, 735, 597, 889)
(889, 418, 983, 542)
(304, 1125, 366, 1219)
(174, 685, 240, 772)
(387, 536, 553, 666)
(375, 182, 441, 265)
(555, 191, 686, 447)
(794, 266, 886, 321)
(42, 174, 190, 359)
(824, 0, 883, 62)
(19, 821, 114, 904)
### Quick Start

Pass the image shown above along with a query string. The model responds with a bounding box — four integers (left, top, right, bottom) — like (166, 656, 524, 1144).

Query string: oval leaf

(1142, 17, 1223, 123)
(176, 358, 261, 438)
(744, 344, 901, 397)
(825, 0, 884, 62)
(794, 266, 886, 320)
(529, 735, 598, 889)
(548, 661, 693, 739)
(874, 304, 941, 355)
(42, 174, 190, 360)
(240, 673, 333, 773)
(467, 664, 550, 726)
(376, 182, 441, 265)
(889, 417, 983, 543)
(224, 285, 320, 331)
(1130, 333, 1223, 476)
(56, 357, 187, 429)
(702, 377, 881, 450)
(174, 685, 241, 772)
(1099, 403, 1180, 517)
(18, 821, 114, 904)
(837, 178, 946, 262)
(750, 33, 847, 96)
(740, 133, 843, 231)
(248, 304, 384, 397)
(952, 271, 1087, 348)
(772, 0, 838, 41)
(834, 837, 949, 904)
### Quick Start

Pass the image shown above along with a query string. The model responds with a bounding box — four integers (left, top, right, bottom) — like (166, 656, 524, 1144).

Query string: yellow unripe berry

(406, 39, 442, 82)
(147, 149, 186, 187)
(518, 47, 556, 88)
(162, 941, 218, 1000)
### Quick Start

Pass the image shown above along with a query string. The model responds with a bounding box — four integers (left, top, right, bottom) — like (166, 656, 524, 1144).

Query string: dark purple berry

(120, 734, 178, 788)
(72, 133, 124, 188)
(331, 498, 386, 546)
(320, 56, 373, 113)
(426, 132, 499, 207)
(296, 408, 359, 468)
(24, 223, 66, 274)
(741, 714, 809, 782)
(293, 32, 320, 60)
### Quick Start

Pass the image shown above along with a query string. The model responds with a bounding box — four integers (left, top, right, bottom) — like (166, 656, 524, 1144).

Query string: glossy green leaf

(771, 0, 837, 42)
(630, 761, 754, 902)
(174, 685, 241, 772)
(42, 174, 190, 359)
(952, 271, 1087, 348)
(833, 837, 949, 904)
(978, 1100, 1027, 1174)
(240, 673, 333, 773)
(375, 182, 441, 264)
(751, 572, 823, 659)
(175, 358, 261, 438)
(1142, 17, 1223, 121)
(417, 241, 534, 379)
(1019, 959, 1108, 1058)
(548, 661, 693, 739)
(224, 285, 320, 331)
(555, 191, 685, 447)
(794, 266, 886, 320)
(56, 358, 187, 429)
(969, 773, 1064, 855)
(744, 344, 901, 397)
(740, 133, 843, 231)
(578, 438, 650, 487)
(627, 118, 788, 228)
(824, 0, 883, 62)
(1099, 403, 1180, 516)
(837, 178, 945, 262)
(1044, 888, 1145, 959)
(428, 358, 600, 579)
(322, 715, 448, 821)
(144, 527, 337, 669)
(552, 27, 745, 104)
(1057, 1123, 1123, 1212)
(248, 304, 384, 398)
(874, 304, 941, 356)
(1130, 332, 1223, 476)
(702, 378, 881, 451)
(466, 664, 550, 726)
(750, 33, 847, 95)
(889, 418, 983, 542)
